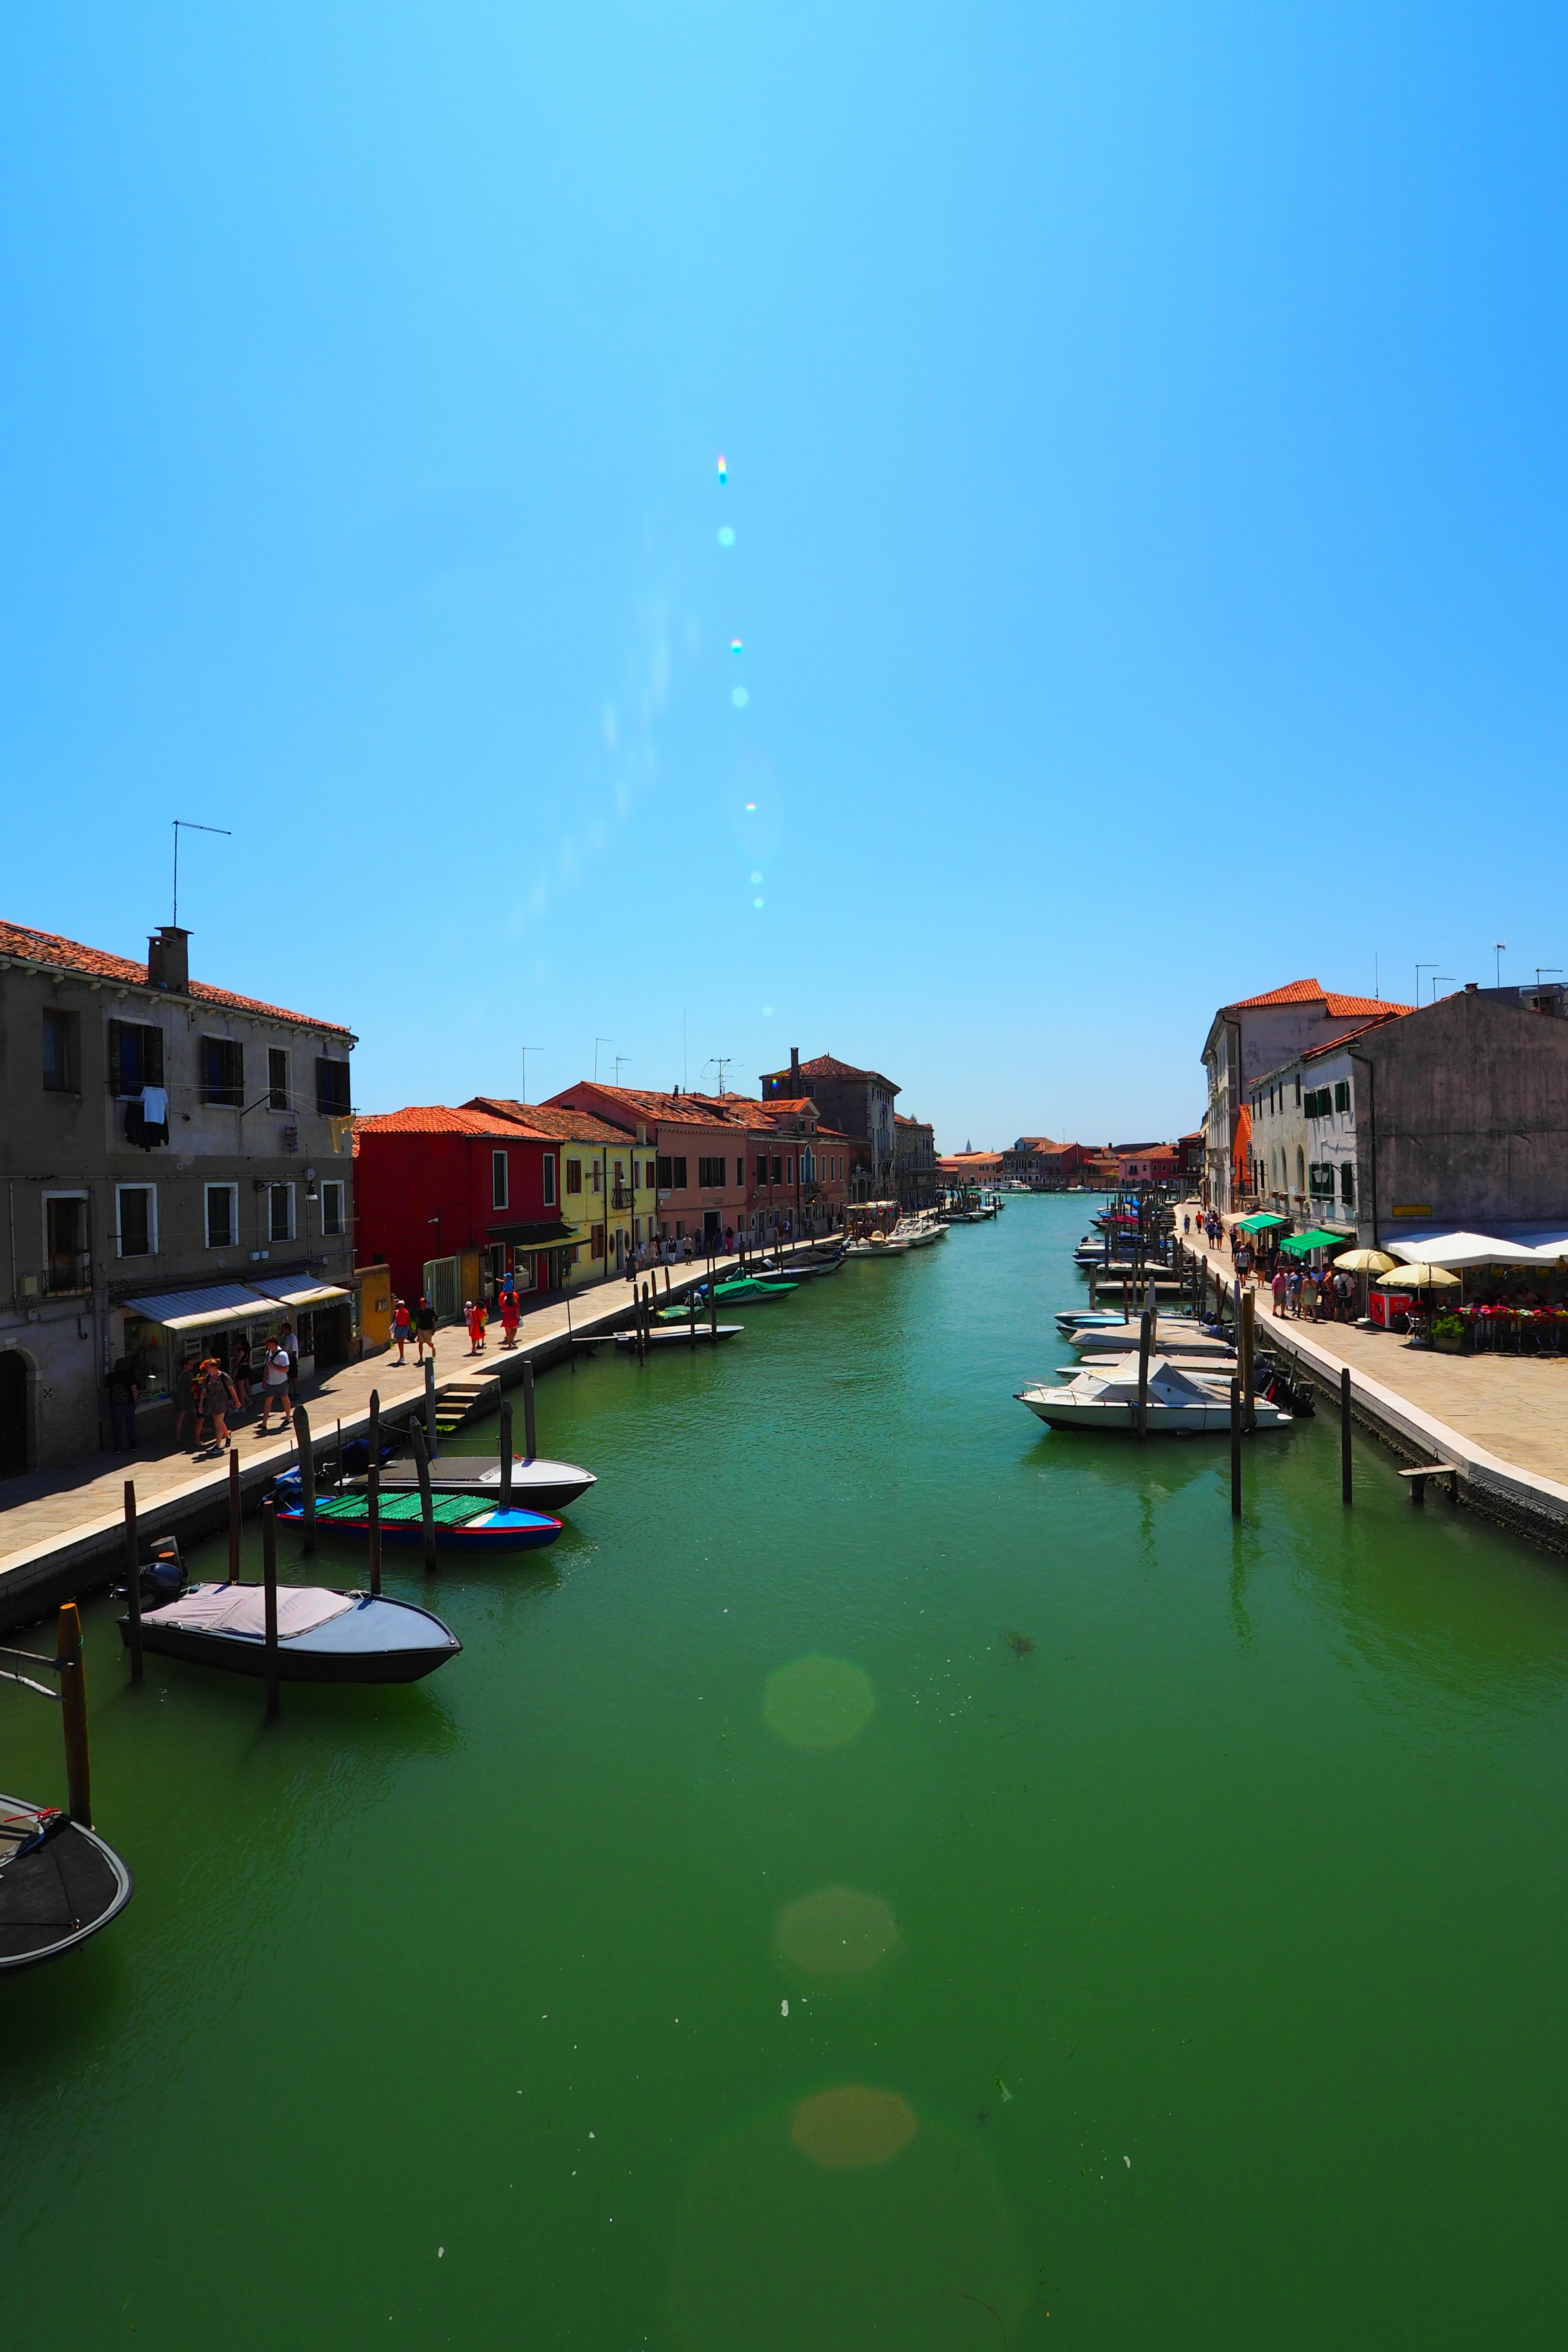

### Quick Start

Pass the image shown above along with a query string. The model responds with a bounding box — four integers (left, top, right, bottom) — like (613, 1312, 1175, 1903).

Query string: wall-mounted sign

(1390, 1204, 1432, 1218)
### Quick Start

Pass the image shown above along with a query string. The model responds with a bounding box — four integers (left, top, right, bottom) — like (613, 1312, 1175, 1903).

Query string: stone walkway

(0, 1246, 765, 1622)
(1171, 1199, 1568, 1539)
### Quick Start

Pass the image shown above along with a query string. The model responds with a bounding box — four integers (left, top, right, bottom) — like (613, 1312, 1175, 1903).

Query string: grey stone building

(1349, 986, 1568, 1245)
(0, 918, 357, 1474)
(894, 1115, 937, 1208)
(760, 1050, 900, 1200)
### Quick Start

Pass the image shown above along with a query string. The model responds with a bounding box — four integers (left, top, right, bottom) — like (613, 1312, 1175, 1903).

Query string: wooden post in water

(522, 1359, 537, 1459)
(295, 1403, 316, 1553)
(1229, 1380, 1243, 1517)
(499, 1401, 514, 1509)
(1146, 1278, 1158, 1351)
(688, 1278, 697, 1346)
(122, 1479, 143, 1681)
(410, 1418, 438, 1571)
(57, 1602, 91, 1825)
(1241, 1288, 1255, 1434)
(1136, 1308, 1152, 1441)
(1340, 1366, 1353, 1505)
(1088, 1265, 1097, 1309)
(261, 1497, 281, 1717)
(424, 1358, 439, 1457)
(228, 1449, 241, 1584)
(335, 1419, 343, 1489)
(367, 1388, 382, 1597)
(710, 1271, 719, 1338)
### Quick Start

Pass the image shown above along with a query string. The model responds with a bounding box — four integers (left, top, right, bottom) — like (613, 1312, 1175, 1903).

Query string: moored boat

(0, 1798, 134, 1972)
(1016, 1353, 1291, 1434)
(120, 1581, 463, 1682)
(341, 1457, 597, 1512)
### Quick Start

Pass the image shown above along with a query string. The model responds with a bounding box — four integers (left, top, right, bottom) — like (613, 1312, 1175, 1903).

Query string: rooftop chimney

(147, 924, 190, 993)
(1465, 981, 1478, 993)
(790, 1046, 801, 1095)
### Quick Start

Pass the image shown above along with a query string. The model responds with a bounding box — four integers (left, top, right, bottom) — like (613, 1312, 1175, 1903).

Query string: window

(542, 1154, 557, 1206)
(320, 1179, 345, 1237)
(44, 1194, 90, 1291)
(591, 1160, 600, 1192)
(108, 1020, 165, 1098)
(42, 1008, 79, 1093)
(645, 1161, 656, 1189)
(590, 1223, 605, 1260)
(1294, 1076, 1301, 1106)
(205, 1183, 238, 1247)
(771, 1155, 782, 1184)
(657, 1155, 673, 1188)
(786, 1154, 795, 1185)
(736, 1158, 744, 1187)
(201, 1037, 244, 1107)
(492, 1151, 510, 1210)
(268, 1183, 295, 1242)
(1340, 1163, 1356, 1206)
(565, 1158, 582, 1196)
(1334, 1080, 1351, 1114)
(316, 1057, 352, 1116)
(268, 1048, 290, 1110)
(697, 1156, 726, 1187)
(115, 1185, 156, 1258)
(756, 1157, 768, 1187)
(673, 1156, 687, 1189)
(1309, 1163, 1335, 1197)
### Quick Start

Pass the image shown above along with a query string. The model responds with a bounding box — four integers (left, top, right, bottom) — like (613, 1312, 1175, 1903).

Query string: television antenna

(594, 1037, 612, 1081)
(519, 1045, 544, 1104)
(172, 820, 231, 927)
(1494, 942, 1506, 986)
(1415, 962, 1437, 1006)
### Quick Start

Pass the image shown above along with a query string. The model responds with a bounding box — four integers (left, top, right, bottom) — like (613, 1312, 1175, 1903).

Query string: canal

(5, 1195, 1568, 2347)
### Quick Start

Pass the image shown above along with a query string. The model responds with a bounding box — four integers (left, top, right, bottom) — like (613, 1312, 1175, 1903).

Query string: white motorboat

(1016, 1353, 1291, 1434)
(895, 1214, 948, 1248)
(1054, 1309, 1132, 1334)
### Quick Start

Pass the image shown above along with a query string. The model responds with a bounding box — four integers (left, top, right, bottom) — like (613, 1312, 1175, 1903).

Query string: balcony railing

(45, 1253, 93, 1295)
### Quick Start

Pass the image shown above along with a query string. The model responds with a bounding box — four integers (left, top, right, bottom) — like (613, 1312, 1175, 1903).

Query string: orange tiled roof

(0, 918, 354, 1035)
(550, 1083, 755, 1129)
(762, 1051, 900, 1093)
(1227, 976, 1412, 1017)
(356, 1105, 527, 1138)
(464, 1096, 635, 1145)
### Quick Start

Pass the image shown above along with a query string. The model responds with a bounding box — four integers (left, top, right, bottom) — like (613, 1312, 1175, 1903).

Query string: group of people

(106, 1322, 307, 1455)
(1270, 1264, 1356, 1323)
(389, 1296, 438, 1364)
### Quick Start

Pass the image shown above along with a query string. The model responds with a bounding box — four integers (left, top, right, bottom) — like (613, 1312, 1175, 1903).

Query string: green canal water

(6, 1196, 1568, 2348)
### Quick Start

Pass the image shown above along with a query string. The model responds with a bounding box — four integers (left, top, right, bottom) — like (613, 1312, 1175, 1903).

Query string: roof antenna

(710, 1056, 733, 1094)
(172, 820, 230, 926)
(519, 1045, 544, 1104)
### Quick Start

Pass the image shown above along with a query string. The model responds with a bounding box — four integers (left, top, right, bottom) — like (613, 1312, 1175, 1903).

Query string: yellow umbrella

(1374, 1263, 1460, 1288)
(1334, 1249, 1397, 1274)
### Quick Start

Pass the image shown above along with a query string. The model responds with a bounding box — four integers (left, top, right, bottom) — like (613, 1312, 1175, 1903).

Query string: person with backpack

(197, 1356, 239, 1451)
(258, 1339, 293, 1436)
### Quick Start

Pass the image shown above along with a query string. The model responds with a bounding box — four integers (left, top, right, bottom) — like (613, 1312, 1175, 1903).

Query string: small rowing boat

(0, 1797, 133, 1972)
(278, 1489, 563, 1553)
(304, 1457, 596, 1513)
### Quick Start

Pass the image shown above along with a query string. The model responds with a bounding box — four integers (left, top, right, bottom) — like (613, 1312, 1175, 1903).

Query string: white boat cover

(143, 1584, 355, 1639)
(1071, 1355, 1219, 1405)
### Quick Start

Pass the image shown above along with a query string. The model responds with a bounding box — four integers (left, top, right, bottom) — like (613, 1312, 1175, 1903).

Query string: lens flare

(718, 526, 735, 548)
(732, 687, 749, 708)
(731, 638, 744, 654)
(717, 454, 728, 484)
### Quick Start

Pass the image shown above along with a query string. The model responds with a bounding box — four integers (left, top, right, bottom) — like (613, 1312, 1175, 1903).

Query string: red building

(354, 1103, 623, 1319)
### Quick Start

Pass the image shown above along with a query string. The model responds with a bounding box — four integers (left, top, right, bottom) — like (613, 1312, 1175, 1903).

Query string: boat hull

(1016, 1386, 1289, 1434)
(0, 1802, 134, 1971)
(370, 1459, 595, 1512)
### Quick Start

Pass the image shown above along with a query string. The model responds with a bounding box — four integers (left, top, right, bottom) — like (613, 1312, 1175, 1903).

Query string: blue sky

(4, 4, 1566, 1147)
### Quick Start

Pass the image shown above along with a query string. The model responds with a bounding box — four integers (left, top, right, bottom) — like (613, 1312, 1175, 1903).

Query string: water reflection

(791, 2083, 917, 2166)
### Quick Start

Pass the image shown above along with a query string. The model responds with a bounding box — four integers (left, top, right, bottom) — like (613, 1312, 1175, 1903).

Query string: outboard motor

(138, 1537, 186, 1608)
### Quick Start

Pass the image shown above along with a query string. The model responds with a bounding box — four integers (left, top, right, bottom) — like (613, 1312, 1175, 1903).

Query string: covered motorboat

(0, 1798, 133, 1972)
(1016, 1353, 1292, 1434)
(335, 1456, 595, 1513)
(120, 1582, 462, 1683)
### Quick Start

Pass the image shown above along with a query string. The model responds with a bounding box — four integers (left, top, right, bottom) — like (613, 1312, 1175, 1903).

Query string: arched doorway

(0, 1350, 29, 1478)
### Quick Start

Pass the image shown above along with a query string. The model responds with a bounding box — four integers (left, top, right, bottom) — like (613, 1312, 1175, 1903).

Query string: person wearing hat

(258, 1337, 293, 1435)
(465, 1299, 487, 1355)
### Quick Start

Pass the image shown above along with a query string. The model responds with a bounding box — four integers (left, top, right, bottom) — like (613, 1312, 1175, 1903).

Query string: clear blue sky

(4, 4, 1565, 1148)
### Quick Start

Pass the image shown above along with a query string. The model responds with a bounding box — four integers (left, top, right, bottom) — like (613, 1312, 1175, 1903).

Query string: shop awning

(1279, 1227, 1351, 1257)
(1235, 1212, 1290, 1232)
(247, 1274, 354, 1309)
(120, 1281, 275, 1335)
(1388, 1230, 1544, 1270)
(488, 1221, 578, 1246)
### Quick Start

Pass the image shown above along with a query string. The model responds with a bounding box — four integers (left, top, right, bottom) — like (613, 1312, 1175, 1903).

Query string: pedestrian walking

(198, 1357, 239, 1451)
(258, 1339, 293, 1434)
(500, 1290, 521, 1349)
(230, 1339, 252, 1412)
(106, 1356, 139, 1451)
(277, 1319, 300, 1399)
(1271, 1267, 1289, 1319)
(465, 1299, 486, 1354)
(415, 1295, 437, 1361)
(1287, 1267, 1303, 1317)
(391, 1297, 411, 1363)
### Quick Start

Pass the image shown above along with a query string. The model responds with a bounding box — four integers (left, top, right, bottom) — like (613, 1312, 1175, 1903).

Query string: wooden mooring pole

(522, 1359, 537, 1459)
(1229, 1379, 1243, 1517)
(261, 1498, 281, 1717)
(1341, 1366, 1353, 1506)
(228, 1448, 242, 1584)
(57, 1602, 92, 1825)
(1241, 1288, 1256, 1434)
(410, 1417, 438, 1572)
(122, 1479, 143, 1682)
(424, 1358, 439, 1457)
(296, 1403, 316, 1553)
(1136, 1307, 1152, 1441)
(367, 1388, 382, 1597)
(499, 1401, 514, 1509)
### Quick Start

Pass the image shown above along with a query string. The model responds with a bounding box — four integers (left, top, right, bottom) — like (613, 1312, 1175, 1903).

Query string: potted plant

(1430, 1311, 1467, 1354)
